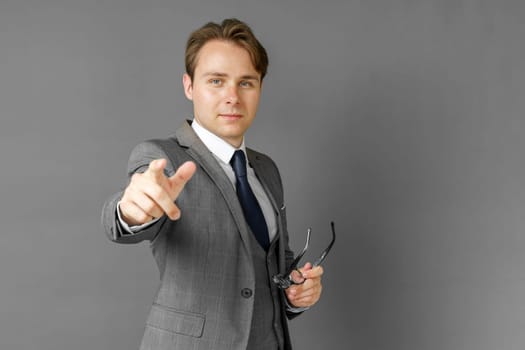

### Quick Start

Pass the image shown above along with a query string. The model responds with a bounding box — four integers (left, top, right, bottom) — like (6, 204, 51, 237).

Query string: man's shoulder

(135, 120, 195, 154)
(127, 128, 191, 176)
(131, 134, 182, 157)
(142, 134, 180, 149)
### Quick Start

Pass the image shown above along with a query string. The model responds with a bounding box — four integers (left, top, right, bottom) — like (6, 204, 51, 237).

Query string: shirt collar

(191, 119, 246, 165)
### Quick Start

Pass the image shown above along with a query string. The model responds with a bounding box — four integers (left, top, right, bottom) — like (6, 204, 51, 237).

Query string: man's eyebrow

(202, 72, 260, 81)
(240, 74, 260, 82)
(202, 72, 228, 78)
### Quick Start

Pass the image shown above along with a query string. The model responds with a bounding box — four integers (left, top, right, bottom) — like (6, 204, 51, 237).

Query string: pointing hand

(119, 159, 197, 226)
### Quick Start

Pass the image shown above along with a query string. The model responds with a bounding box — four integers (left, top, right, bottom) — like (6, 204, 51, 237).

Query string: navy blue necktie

(230, 150, 270, 251)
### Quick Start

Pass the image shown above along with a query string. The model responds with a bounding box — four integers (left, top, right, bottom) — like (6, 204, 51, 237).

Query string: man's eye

(240, 81, 253, 88)
(209, 79, 222, 85)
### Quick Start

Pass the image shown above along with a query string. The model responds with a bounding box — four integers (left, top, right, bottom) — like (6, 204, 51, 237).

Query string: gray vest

(246, 234, 286, 350)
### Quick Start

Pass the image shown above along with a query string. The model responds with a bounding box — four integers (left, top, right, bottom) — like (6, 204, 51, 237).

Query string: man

(102, 18, 324, 350)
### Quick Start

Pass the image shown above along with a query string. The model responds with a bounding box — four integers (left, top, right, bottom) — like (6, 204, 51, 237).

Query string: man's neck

(191, 118, 246, 164)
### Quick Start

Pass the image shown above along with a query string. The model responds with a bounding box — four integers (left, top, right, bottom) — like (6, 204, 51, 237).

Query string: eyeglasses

(272, 222, 336, 289)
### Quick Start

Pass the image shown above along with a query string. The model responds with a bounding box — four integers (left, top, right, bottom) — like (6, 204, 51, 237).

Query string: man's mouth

(219, 114, 242, 120)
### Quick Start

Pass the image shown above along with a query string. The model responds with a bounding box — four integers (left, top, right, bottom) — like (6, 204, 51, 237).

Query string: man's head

(185, 18, 268, 82)
(182, 19, 269, 147)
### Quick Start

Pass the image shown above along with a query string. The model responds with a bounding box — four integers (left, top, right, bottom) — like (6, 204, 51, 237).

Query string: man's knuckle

(136, 211, 150, 223)
(143, 201, 157, 214)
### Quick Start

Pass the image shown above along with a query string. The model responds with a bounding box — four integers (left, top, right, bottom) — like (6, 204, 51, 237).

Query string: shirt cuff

(116, 201, 160, 234)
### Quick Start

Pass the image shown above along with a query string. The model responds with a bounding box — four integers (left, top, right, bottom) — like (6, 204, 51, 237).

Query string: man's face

(183, 40, 262, 148)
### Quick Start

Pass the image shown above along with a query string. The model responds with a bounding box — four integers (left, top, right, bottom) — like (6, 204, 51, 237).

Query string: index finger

(166, 161, 197, 200)
(144, 158, 168, 183)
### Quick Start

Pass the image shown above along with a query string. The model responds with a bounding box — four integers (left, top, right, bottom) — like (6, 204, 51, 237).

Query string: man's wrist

(116, 201, 160, 234)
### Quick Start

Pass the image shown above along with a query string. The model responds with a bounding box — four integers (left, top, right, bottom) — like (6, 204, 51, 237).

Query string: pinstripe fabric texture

(101, 120, 298, 350)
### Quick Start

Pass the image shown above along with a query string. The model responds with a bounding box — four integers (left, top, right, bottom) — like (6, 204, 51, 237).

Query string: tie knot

(230, 150, 247, 178)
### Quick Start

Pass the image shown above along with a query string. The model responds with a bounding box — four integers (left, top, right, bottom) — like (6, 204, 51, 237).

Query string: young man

(102, 18, 324, 350)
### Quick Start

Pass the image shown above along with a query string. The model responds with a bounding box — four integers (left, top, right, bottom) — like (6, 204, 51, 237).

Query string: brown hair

(185, 18, 269, 81)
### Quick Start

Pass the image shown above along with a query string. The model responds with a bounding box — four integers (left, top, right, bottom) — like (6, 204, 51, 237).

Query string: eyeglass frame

(272, 221, 336, 289)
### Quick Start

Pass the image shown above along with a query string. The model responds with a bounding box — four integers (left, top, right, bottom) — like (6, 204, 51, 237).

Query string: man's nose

(225, 86, 240, 104)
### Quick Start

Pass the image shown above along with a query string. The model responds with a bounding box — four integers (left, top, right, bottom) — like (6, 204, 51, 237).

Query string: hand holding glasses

(272, 222, 336, 289)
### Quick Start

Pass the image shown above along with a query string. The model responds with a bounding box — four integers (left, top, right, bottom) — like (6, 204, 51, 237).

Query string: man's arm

(101, 141, 196, 244)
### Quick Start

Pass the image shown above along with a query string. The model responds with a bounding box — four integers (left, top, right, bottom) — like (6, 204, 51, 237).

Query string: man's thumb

(167, 161, 197, 198)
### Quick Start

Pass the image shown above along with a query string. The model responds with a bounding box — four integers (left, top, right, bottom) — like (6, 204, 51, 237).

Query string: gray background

(1, 0, 524, 349)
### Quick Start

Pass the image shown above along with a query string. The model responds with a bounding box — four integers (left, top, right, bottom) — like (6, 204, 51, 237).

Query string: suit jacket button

(241, 288, 253, 298)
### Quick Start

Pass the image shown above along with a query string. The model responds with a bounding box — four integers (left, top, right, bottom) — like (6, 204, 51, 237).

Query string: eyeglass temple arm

(313, 221, 336, 267)
(286, 228, 311, 274)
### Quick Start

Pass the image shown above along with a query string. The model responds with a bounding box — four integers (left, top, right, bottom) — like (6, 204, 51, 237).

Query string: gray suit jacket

(102, 121, 297, 349)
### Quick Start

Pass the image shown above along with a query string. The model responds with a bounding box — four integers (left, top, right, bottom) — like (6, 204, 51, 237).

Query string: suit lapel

(175, 121, 254, 254)
(247, 149, 288, 272)
(247, 150, 280, 213)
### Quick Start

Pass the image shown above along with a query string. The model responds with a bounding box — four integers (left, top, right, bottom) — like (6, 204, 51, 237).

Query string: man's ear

(182, 73, 193, 100)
